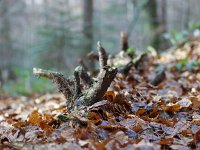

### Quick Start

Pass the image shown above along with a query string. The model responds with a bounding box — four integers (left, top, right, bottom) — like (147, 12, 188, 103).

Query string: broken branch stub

(121, 32, 129, 51)
(74, 67, 82, 100)
(97, 41, 108, 70)
(77, 66, 93, 86)
(33, 68, 54, 80)
(76, 66, 117, 106)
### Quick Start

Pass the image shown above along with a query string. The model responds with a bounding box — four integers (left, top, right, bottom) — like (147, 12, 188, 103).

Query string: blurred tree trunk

(43, 0, 49, 27)
(0, 0, 12, 64)
(0, 0, 13, 83)
(184, 0, 190, 29)
(83, 0, 93, 54)
(157, 0, 167, 49)
(147, 0, 167, 50)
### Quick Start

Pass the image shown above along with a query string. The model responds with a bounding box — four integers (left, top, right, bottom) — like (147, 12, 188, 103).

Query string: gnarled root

(33, 42, 117, 112)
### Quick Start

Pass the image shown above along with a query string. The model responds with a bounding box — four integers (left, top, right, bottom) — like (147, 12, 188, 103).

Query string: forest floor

(0, 38, 200, 150)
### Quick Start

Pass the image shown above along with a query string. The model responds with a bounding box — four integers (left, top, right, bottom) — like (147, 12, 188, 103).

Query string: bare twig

(33, 68, 54, 80)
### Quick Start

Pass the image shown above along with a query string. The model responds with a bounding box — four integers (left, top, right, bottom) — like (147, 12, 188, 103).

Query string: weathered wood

(33, 42, 117, 112)
(74, 67, 82, 99)
(76, 66, 117, 106)
(121, 32, 129, 51)
(97, 41, 108, 70)
(77, 66, 93, 86)
(33, 68, 73, 100)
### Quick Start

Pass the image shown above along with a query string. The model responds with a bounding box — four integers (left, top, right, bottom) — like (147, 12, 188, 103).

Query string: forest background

(0, 0, 200, 95)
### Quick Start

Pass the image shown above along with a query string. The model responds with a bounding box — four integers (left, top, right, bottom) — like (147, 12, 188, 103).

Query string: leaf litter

(0, 38, 200, 149)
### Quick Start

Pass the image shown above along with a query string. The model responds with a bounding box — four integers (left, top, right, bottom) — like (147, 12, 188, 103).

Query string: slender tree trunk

(157, 0, 167, 49)
(83, 0, 93, 54)
(184, 0, 190, 29)
(147, 0, 167, 50)
(0, 0, 13, 83)
(0, 0, 12, 64)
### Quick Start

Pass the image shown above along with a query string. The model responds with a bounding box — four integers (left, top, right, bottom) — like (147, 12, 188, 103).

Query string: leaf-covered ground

(0, 38, 200, 150)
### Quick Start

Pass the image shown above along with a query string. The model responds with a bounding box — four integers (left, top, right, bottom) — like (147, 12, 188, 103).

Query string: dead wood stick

(77, 66, 93, 86)
(74, 67, 82, 99)
(121, 32, 129, 51)
(33, 68, 54, 80)
(33, 68, 73, 100)
(76, 67, 117, 106)
(97, 41, 108, 70)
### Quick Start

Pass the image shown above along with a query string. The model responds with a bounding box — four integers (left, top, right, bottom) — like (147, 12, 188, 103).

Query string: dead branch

(33, 68, 73, 101)
(74, 67, 82, 99)
(77, 66, 93, 86)
(97, 41, 108, 70)
(75, 66, 117, 106)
